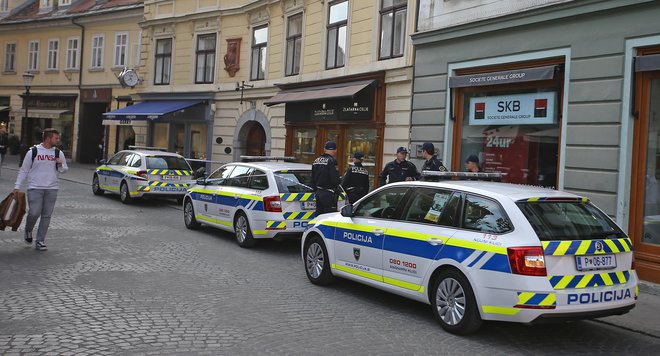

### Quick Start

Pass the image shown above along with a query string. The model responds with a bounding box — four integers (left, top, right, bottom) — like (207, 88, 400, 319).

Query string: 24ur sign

(468, 92, 557, 126)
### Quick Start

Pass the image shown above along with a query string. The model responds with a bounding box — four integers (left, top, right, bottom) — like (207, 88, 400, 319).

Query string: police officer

(420, 142, 447, 179)
(341, 152, 370, 204)
(465, 154, 482, 172)
(312, 141, 341, 215)
(379, 147, 420, 186)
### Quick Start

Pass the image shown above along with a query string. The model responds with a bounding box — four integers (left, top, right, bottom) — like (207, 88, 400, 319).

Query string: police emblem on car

(595, 240, 604, 252)
(353, 248, 360, 261)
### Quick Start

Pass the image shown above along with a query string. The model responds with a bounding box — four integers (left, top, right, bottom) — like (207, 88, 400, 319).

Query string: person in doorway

(379, 147, 419, 185)
(14, 128, 68, 251)
(0, 127, 8, 175)
(465, 154, 482, 173)
(311, 141, 341, 215)
(123, 133, 135, 150)
(341, 151, 370, 204)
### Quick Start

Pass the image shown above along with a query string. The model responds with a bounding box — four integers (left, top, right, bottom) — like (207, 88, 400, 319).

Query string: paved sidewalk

(2, 152, 660, 339)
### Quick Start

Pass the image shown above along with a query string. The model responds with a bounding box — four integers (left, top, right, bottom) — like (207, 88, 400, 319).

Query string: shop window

(379, 0, 406, 60)
(195, 33, 216, 84)
(154, 38, 172, 85)
(153, 123, 169, 149)
(326, 0, 348, 69)
(190, 123, 207, 160)
(285, 14, 302, 76)
(250, 25, 268, 80)
(291, 128, 317, 164)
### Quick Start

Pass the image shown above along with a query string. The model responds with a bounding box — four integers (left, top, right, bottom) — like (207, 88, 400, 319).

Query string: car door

(105, 152, 126, 192)
(222, 165, 254, 221)
(382, 188, 460, 291)
(193, 165, 234, 228)
(333, 186, 409, 283)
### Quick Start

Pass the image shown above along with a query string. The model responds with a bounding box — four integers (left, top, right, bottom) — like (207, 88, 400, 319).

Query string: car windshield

(146, 156, 191, 170)
(516, 201, 627, 241)
(275, 171, 313, 193)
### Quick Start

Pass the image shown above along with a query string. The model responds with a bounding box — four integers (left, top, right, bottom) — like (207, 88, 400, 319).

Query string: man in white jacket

(13, 128, 68, 251)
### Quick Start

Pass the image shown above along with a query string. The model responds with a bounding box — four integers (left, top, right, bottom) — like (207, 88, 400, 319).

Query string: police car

(92, 147, 193, 204)
(301, 172, 638, 334)
(183, 157, 346, 248)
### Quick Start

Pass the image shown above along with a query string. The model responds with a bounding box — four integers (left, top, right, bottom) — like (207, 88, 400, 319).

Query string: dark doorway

(246, 123, 266, 156)
(78, 103, 107, 163)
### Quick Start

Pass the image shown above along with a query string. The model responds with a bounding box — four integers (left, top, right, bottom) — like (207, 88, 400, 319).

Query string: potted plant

(8, 135, 20, 155)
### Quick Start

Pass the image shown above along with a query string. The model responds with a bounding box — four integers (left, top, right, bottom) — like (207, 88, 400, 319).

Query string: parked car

(301, 173, 638, 334)
(92, 147, 193, 204)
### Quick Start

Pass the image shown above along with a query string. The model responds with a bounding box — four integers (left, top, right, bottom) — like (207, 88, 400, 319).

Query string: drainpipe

(71, 17, 85, 162)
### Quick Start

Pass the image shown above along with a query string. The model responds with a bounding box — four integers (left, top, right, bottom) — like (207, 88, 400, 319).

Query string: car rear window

(275, 171, 313, 193)
(516, 201, 626, 241)
(146, 156, 190, 170)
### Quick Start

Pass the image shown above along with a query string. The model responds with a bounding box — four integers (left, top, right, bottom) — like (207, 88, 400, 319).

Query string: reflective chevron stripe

(146, 181, 190, 188)
(279, 192, 345, 201)
(548, 270, 632, 290)
(516, 292, 556, 307)
(266, 221, 286, 230)
(542, 238, 632, 256)
(147, 169, 192, 176)
(283, 212, 316, 220)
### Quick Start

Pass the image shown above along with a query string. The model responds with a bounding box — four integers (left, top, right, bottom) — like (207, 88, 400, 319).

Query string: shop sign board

(286, 98, 372, 122)
(468, 92, 556, 126)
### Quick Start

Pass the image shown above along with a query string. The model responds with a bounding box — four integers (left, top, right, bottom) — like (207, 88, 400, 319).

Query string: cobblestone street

(1, 166, 660, 355)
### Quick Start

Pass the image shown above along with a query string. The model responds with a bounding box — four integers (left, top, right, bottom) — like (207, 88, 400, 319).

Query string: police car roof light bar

(421, 171, 503, 181)
(128, 145, 168, 152)
(240, 156, 297, 162)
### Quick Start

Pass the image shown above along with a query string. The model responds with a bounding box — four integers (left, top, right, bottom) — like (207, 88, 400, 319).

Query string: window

(28, 40, 39, 71)
(4, 42, 16, 72)
(195, 33, 216, 84)
(354, 187, 408, 219)
(274, 170, 314, 193)
(91, 35, 104, 69)
(66, 37, 79, 69)
(249, 169, 269, 190)
(226, 166, 253, 188)
(154, 38, 172, 85)
(402, 188, 455, 225)
(462, 195, 512, 233)
(107, 152, 125, 165)
(250, 25, 268, 80)
(379, 0, 406, 60)
(113, 33, 128, 67)
(60, 0, 72, 5)
(145, 156, 190, 170)
(326, 0, 348, 69)
(47, 39, 59, 70)
(285, 14, 302, 76)
(1, 0, 8, 12)
(207, 165, 234, 186)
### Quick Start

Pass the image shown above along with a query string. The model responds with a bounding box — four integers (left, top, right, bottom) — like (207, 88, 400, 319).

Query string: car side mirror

(196, 177, 207, 185)
(340, 204, 354, 217)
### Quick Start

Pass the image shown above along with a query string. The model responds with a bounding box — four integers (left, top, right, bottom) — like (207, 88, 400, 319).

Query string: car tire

(183, 198, 201, 230)
(234, 212, 256, 248)
(92, 174, 104, 196)
(430, 268, 482, 335)
(120, 181, 133, 204)
(303, 236, 335, 286)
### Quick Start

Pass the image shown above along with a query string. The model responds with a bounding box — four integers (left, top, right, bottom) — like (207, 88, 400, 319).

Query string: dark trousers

(315, 190, 338, 215)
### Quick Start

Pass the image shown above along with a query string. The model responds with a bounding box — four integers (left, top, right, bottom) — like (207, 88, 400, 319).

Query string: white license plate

(576, 254, 616, 271)
(301, 201, 316, 210)
(161, 175, 180, 181)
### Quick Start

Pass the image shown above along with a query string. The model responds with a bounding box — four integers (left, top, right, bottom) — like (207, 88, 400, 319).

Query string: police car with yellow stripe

(183, 157, 346, 248)
(92, 147, 193, 204)
(301, 172, 638, 334)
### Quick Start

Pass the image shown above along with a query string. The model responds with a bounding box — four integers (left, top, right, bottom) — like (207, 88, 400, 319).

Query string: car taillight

(507, 247, 547, 276)
(136, 170, 148, 180)
(263, 196, 282, 212)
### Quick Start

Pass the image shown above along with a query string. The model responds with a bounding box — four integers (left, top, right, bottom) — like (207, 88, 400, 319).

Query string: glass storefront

(190, 123, 208, 160)
(153, 123, 169, 149)
(642, 78, 660, 246)
(345, 128, 378, 190)
(291, 128, 317, 164)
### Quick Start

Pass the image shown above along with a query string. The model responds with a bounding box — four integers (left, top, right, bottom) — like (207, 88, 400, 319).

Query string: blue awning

(102, 101, 202, 124)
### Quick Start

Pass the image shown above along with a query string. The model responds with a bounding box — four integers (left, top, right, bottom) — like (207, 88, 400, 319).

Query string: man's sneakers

(35, 241, 47, 251)
(24, 231, 33, 244)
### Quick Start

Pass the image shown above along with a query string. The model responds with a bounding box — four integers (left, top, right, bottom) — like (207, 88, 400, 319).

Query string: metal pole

(19, 86, 29, 167)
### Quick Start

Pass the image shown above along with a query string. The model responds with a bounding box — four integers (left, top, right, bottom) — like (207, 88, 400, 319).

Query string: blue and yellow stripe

(542, 238, 632, 256)
(548, 270, 632, 290)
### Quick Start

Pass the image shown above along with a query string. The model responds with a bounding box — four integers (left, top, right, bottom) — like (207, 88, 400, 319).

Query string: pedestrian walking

(312, 141, 340, 215)
(13, 128, 68, 251)
(341, 151, 370, 204)
(0, 127, 8, 176)
(379, 146, 420, 185)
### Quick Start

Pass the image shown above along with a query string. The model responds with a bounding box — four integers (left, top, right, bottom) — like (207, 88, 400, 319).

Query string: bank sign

(468, 92, 556, 126)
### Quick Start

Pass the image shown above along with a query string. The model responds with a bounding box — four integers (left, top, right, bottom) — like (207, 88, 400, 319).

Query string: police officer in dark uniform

(420, 142, 447, 175)
(341, 151, 370, 204)
(379, 146, 420, 186)
(312, 141, 341, 215)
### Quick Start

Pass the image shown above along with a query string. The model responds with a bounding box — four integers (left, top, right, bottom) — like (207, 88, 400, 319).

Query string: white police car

(183, 157, 346, 248)
(301, 172, 638, 334)
(93, 147, 193, 204)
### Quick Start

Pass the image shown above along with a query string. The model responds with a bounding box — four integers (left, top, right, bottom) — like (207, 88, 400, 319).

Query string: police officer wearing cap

(420, 142, 448, 176)
(379, 146, 420, 185)
(341, 152, 370, 203)
(312, 141, 341, 215)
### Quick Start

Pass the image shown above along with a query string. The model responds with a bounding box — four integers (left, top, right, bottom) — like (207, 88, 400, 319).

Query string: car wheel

(430, 268, 482, 335)
(120, 181, 133, 204)
(304, 236, 334, 285)
(92, 174, 104, 196)
(183, 198, 201, 230)
(234, 212, 256, 248)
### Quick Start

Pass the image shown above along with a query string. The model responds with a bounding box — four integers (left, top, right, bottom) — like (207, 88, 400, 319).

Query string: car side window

(225, 166, 253, 188)
(207, 165, 234, 186)
(462, 194, 512, 233)
(438, 193, 461, 227)
(353, 187, 408, 219)
(249, 169, 269, 190)
(128, 154, 141, 168)
(107, 152, 124, 165)
(402, 188, 453, 225)
(119, 153, 133, 166)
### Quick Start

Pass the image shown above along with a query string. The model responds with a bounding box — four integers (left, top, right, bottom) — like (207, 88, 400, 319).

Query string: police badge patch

(353, 247, 360, 261)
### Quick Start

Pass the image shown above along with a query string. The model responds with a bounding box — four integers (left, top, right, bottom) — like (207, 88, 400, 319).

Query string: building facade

(411, 0, 660, 282)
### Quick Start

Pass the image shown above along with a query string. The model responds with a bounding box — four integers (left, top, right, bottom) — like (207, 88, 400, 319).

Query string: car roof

(121, 150, 184, 157)
(389, 180, 582, 202)
(227, 161, 312, 171)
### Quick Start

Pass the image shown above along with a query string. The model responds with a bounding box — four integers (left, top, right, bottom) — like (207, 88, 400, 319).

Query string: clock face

(122, 70, 139, 87)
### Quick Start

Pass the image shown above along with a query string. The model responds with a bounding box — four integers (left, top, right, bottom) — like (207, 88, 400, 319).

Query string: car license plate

(301, 201, 316, 210)
(162, 175, 180, 181)
(576, 254, 616, 271)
